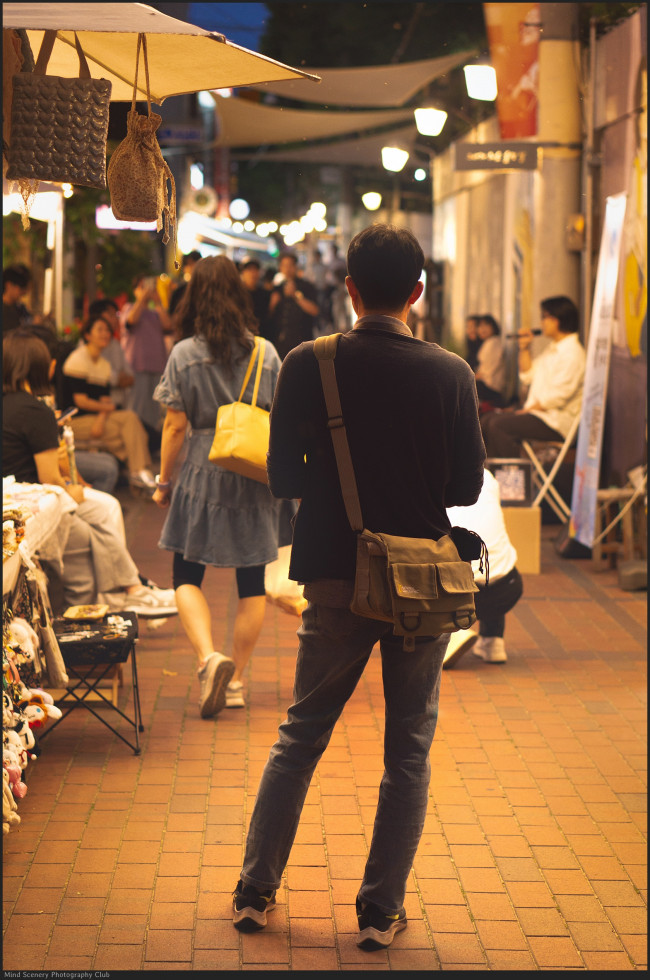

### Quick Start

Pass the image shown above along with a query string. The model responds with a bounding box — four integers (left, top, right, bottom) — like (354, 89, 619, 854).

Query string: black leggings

(172, 553, 266, 599)
(474, 566, 523, 638)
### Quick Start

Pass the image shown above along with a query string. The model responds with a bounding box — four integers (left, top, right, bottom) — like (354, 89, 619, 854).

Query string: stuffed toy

(4, 729, 29, 770)
(4, 762, 27, 799)
(3, 767, 21, 834)
(2, 690, 14, 728)
(11, 715, 36, 755)
(15, 690, 62, 727)
(8, 616, 39, 662)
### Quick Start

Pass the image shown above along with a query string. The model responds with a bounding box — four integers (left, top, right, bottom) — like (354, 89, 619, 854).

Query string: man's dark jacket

(267, 325, 486, 583)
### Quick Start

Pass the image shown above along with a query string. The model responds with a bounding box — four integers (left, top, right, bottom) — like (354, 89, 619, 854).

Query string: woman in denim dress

(152, 256, 283, 718)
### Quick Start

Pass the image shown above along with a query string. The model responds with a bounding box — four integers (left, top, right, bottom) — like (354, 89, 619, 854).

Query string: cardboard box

(503, 506, 541, 574)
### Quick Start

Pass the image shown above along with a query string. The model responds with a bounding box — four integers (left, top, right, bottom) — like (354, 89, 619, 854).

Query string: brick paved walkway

(3, 491, 647, 971)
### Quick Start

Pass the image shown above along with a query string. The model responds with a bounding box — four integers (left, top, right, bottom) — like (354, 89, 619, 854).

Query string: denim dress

(154, 334, 282, 568)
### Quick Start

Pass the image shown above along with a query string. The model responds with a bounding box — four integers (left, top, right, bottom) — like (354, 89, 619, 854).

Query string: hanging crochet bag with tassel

(107, 34, 177, 259)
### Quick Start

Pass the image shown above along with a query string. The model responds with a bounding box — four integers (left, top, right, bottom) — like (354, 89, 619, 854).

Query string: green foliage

(64, 181, 157, 301)
(96, 231, 158, 300)
(3, 214, 28, 266)
(578, 3, 645, 39)
(3, 212, 48, 268)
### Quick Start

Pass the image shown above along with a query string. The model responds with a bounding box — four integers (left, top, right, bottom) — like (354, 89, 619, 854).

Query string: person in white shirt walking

(444, 468, 523, 667)
(481, 296, 585, 457)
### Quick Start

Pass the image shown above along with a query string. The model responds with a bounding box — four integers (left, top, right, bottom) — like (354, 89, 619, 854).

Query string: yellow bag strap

(250, 337, 266, 408)
(237, 337, 265, 406)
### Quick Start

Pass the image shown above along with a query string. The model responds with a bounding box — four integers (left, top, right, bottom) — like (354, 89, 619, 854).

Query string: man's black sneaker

(356, 897, 407, 950)
(232, 879, 276, 931)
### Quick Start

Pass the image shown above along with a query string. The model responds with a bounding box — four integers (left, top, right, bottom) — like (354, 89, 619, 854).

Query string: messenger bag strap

(314, 334, 364, 533)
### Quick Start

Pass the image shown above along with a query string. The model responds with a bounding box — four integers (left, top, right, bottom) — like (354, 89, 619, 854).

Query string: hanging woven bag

(6, 29, 111, 188)
(107, 33, 177, 260)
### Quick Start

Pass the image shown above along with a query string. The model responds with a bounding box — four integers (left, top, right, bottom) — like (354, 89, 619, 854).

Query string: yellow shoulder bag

(208, 337, 270, 483)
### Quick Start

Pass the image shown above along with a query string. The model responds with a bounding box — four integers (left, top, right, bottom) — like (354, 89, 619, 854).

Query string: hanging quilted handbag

(208, 338, 270, 483)
(6, 30, 111, 188)
(107, 33, 177, 258)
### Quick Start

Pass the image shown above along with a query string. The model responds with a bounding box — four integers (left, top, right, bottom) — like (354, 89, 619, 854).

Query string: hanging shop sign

(158, 123, 205, 144)
(455, 142, 538, 171)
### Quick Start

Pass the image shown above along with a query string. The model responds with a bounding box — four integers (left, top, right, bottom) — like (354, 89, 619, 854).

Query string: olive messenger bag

(313, 331, 488, 651)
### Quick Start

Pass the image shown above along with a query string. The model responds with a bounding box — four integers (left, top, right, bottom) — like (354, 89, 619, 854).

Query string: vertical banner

(483, 3, 540, 138)
(570, 194, 628, 547)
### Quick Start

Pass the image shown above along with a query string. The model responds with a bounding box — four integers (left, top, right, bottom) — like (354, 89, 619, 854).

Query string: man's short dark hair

(278, 251, 297, 265)
(3, 265, 31, 290)
(88, 298, 118, 320)
(240, 257, 260, 271)
(347, 224, 424, 312)
(182, 250, 202, 267)
(541, 295, 579, 334)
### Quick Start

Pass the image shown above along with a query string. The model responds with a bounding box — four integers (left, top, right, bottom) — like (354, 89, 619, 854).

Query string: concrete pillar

(533, 3, 582, 315)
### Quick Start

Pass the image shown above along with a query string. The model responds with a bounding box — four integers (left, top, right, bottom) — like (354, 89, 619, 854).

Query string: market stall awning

(212, 94, 415, 147)
(249, 49, 477, 107)
(3, 3, 320, 104)
(232, 125, 418, 169)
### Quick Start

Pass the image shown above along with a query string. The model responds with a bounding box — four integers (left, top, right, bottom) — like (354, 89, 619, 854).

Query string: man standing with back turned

(232, 224, 486, 950)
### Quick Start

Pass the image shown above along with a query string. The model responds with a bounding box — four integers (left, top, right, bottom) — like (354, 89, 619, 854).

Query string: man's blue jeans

(241, 602, 449, 914)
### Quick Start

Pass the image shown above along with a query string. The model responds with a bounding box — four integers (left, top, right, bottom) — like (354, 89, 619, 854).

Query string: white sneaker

(198, 652, 236, 718)
(146, 585, 176, 603)
(472, 636, 507, 663)
(130, 469, 156, 490)
(225, 680, 245, 708)
(442, 628, 479, 669)
(99, 586, 178, 618)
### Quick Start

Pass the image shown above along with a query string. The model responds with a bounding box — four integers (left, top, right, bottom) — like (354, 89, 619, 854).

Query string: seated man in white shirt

(481, 296, 585, 457)
(444, 468, 523, 667)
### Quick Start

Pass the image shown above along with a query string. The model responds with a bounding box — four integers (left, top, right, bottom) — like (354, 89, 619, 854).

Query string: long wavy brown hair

(175, 255, 258, 369)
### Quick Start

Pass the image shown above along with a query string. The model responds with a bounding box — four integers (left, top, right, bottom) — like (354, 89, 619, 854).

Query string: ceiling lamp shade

(463, 64, 498, 101)
(414, 107, 448, 137)
(381, 146, 409, 172)
(362, 192, 382, 211)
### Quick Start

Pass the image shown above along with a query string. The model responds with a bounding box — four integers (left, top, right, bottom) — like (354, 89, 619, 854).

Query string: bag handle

(35, 30, 92, 79)
(314, 334, 364, 532)
(236, 338, 265, 407)
(131, 33, 152, 115)
(250, 337, 266, 409)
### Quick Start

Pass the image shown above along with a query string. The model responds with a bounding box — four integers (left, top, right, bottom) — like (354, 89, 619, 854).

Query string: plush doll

(15, 690, 62, 727)
(3, 767, 21, 834)
(4, 762, 27, 799)
(11, 712, 36, 750)
(2, 690, 15, 728)
(4, 729, 29, 770)
(8, 617, 39, 662)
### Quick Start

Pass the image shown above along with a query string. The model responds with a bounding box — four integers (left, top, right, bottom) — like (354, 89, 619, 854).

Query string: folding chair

(520, 413, 581, 523)
(41, 612, 144, 754)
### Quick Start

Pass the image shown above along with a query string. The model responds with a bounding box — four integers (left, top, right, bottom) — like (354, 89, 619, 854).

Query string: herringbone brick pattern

(3, 492, 646, 970)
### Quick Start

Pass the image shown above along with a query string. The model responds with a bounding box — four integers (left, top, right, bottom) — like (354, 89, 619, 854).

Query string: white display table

(3, 479, 74, 596)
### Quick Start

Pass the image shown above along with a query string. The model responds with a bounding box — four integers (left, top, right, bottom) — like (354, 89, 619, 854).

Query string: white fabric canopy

(213, 94, 414, 147)
(3, 3, 320, 104)
(250, 50, 477, 107)
(233, 125, 417, 169)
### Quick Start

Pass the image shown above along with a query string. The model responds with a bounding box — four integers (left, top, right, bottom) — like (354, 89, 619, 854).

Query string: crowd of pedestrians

(2, 225, 588, 951)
